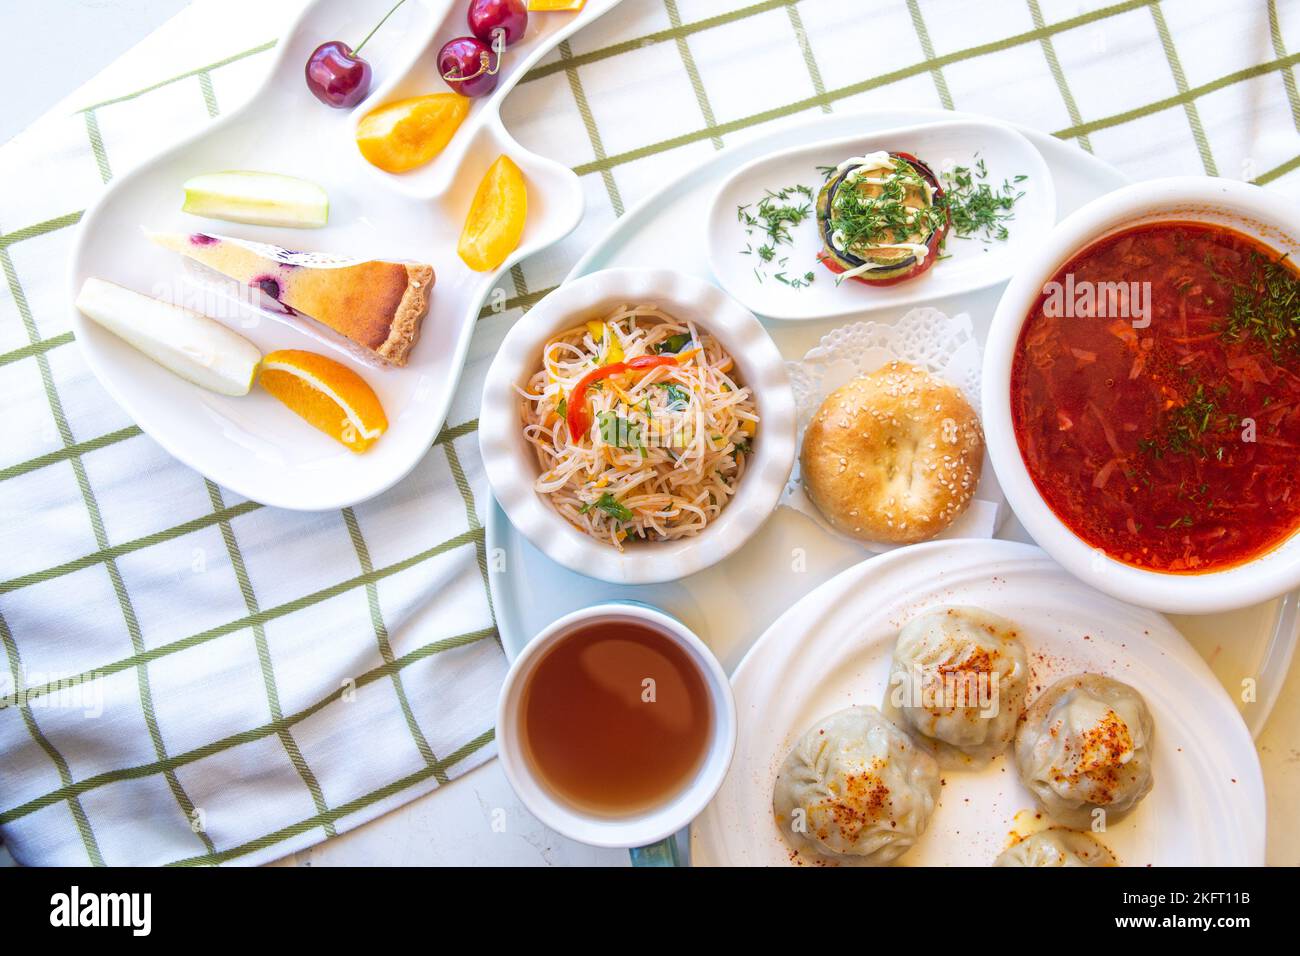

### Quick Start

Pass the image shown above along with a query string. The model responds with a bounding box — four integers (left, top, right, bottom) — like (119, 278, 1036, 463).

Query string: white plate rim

(688, 537, 1266, 867)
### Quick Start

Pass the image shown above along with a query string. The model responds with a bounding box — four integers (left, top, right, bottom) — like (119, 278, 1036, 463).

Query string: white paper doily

(782, 307, 1005, 552)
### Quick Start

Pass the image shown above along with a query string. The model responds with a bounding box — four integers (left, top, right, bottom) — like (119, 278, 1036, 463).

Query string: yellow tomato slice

(458, 155, 528, 272)
(356, 94, 469, 174)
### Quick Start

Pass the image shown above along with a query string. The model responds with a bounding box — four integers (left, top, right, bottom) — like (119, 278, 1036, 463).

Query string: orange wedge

(528, 0, 586, 9)
(357, 93, 470, 174)
(259, 349, 388, 453)
(458, 155, 528, 272)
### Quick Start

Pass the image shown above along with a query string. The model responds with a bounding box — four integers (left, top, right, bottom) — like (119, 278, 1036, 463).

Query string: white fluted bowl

(480, 268, 796, 585)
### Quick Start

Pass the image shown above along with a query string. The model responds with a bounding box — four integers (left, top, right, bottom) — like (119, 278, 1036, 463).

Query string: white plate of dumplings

(691, 538, 1264, 866)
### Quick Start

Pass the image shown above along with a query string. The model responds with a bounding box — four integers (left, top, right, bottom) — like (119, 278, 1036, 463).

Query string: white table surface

(0, 0, 190, 144)
(1, 0, 1296, 869)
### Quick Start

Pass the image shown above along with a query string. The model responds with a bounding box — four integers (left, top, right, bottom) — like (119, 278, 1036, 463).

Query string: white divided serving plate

(487, 107, 1297, 744)
(68, 0, 623, 510)
(690, 539, 1264, 867)
(705, 120, 1055, 321)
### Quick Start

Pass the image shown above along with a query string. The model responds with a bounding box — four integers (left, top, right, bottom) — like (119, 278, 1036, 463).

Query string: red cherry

(468, 0, 528, 48)
(439, 36, 499, 98)
(306, 40, 372, 108)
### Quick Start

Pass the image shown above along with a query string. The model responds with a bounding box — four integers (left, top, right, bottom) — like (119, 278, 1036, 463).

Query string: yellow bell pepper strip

(585, 320, 624, 364)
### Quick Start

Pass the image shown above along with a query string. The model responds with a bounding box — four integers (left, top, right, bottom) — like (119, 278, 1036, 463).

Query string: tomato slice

(817, 151, 949, 287)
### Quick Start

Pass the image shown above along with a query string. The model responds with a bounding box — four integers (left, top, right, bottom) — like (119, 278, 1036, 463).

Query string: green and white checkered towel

(3, 0, 1299, 866)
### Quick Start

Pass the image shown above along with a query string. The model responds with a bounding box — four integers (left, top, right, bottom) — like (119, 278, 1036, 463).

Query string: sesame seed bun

(801, 361, 984, 544)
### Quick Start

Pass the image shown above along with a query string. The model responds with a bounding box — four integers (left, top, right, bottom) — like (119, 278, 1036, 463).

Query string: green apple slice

(75, 278, 262, 396)
(181, 171, 329, 229)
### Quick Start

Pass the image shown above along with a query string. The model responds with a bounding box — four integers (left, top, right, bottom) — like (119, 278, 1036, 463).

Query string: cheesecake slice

(150, 231, 434, 366)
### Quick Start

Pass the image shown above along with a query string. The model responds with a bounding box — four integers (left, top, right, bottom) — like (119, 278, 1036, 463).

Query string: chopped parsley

(655, 332, 693, 354)
(597, 410, 643, 453)
(580, 492, 633, 523)
(656, 382, 691, 409)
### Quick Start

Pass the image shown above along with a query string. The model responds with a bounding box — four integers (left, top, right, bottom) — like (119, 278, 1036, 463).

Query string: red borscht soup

(1011, 222, 1300, 573)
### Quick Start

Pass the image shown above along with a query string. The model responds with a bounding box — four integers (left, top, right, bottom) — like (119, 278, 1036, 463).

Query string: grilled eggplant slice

(816, 151, 949, 286)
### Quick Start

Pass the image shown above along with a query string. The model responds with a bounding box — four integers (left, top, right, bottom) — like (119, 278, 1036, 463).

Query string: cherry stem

(355, 0, 409, 56)
(442, 30, 506, 83)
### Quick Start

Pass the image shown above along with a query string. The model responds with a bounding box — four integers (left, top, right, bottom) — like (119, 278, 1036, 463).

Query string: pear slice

(181, 171, 328, 228)
(75, 278, 262, 396)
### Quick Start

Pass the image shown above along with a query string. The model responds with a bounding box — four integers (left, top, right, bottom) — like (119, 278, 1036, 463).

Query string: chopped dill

(828, 156, 945, 260)
(1211, 250, 1300, 359)
(1142, 378, 1232, 461)
(939, 156, 1025, 242)
(774, 271, 816, 288)
(736, 183, 816, 287)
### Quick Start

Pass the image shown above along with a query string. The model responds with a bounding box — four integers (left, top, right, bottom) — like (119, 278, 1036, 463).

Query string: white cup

(496, 602, 737, 851)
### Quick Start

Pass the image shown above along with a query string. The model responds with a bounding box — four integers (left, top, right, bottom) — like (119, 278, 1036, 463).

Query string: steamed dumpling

(994, 829, 1117, 867)
(884, 606, 1028, 764)
(1015, 673, 1154, 828)
(773, 706, 940, 864)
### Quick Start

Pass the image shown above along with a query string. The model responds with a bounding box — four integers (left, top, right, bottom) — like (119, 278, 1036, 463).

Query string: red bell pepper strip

(566, 355, 678, 440)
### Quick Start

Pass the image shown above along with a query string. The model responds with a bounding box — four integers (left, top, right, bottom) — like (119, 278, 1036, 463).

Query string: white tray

(486, 107, 1297, 740)
(69, 0, 624, 510)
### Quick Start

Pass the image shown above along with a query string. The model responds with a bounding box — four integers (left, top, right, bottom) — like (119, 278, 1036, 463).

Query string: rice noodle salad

(518, 304, 759, 549)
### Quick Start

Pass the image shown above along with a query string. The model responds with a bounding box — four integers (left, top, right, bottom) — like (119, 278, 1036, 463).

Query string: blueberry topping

(252, 275, 281, 299)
